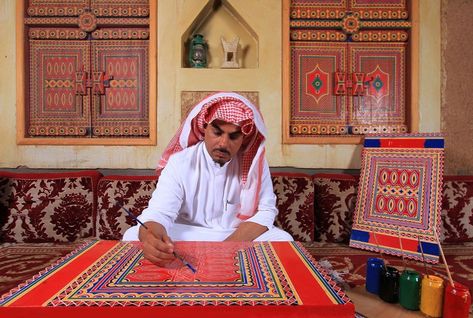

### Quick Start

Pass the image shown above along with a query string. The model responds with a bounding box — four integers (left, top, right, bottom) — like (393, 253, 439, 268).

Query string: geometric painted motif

(306, 64, 329, 104)
(286, 0, 411, 141)
(23, 0, 151, 139)
(0, 241, 354, 317)
(28, 40, 90, 136)
(49, 242, 299, 306)
(91, 41, 149, 136)
(290, 42, 348, 135)
(349, 43, 407, 134)
(349, 134, 445, 263)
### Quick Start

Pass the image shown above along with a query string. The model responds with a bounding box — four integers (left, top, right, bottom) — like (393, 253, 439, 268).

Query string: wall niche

(181, 0, 258, 69)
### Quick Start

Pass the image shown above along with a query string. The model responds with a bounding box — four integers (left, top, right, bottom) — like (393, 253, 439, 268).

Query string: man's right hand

(138, 221, 175, 266)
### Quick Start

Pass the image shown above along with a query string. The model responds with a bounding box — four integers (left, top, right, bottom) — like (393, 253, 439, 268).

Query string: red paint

(380, 139, 425, 148)
(443, 282, 471, 318)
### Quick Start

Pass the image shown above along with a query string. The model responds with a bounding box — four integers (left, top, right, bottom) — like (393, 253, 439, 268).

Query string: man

(123, 92, 292, 265)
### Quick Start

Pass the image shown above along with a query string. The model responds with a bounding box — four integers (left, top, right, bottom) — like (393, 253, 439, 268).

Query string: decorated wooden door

(21, 0, 153, 141)
(286, 0, 412, 142)
(28, 40, 91, 136)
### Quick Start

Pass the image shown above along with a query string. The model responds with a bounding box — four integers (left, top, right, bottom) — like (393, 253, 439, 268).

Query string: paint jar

(443, 281, 471, 318)
(366, 257, 385, 294)
(379, 266, 400, 303)
(399, 269, 421, 310)
(420, 275, 444, 317)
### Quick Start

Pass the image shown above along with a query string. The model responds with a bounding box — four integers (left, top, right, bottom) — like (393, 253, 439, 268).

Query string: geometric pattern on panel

(349, 0, 408, 18)
(28, 40, 90, 136)
(22, 0, 152, 141)
(291, 0, 409, 17)
(349, 134, 445, 264)
(0, 241, 354, 317)
(91, 41, 149, 136)
(290, 0, 346, 19)
(90, 0, 149, 17)
(290, 42, 348, 135)
(50, 242, 300, 306)
(349, 43, 407, 134)
(27, 1, 89, 16)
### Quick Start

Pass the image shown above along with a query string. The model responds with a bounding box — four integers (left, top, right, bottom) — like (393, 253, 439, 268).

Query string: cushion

(96, 175, 158, 240)
(313, 173, 359, 243)
(441, 176, 473, 243)
(0, 171, 101, 243)
(271, 172, 315, 242)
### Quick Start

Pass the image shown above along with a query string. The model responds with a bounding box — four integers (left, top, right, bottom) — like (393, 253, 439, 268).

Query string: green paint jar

(399, 269, 421, 310)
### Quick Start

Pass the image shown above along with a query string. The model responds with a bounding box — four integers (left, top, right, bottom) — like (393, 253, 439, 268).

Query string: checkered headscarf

(157, 92, 267, 219)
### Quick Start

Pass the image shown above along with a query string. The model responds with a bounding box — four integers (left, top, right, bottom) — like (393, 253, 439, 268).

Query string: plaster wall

(0, 0, 442, 170)
(441, 0, 473, 175)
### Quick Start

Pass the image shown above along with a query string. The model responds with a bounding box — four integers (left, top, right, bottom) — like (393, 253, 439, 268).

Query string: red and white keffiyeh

(157, 92, 267, 220)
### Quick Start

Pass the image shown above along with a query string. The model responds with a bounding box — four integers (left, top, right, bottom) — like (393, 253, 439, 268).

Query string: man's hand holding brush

(139, 221, 175, 266)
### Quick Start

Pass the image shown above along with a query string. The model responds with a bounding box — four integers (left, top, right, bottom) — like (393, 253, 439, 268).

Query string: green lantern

(188, 34, 208, 68)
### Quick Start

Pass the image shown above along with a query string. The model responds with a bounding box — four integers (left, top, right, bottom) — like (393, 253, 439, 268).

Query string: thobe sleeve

(244, 160, 278, 229)
(137, 158, 184, 233)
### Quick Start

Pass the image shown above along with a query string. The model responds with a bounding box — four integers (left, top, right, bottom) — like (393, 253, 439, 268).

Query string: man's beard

(213, 148, 230, 166)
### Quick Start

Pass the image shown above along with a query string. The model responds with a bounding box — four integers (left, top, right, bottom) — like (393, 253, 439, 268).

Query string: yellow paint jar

(420, 275, 445, 317)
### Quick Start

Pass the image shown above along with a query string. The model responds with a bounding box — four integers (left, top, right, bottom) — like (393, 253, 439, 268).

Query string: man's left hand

(224, 221, 268, 241)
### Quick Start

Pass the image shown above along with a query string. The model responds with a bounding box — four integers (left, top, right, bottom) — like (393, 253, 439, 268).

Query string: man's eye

(230, 134, 242, 140)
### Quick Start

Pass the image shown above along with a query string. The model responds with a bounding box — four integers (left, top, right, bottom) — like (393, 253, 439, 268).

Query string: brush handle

(118, 203, 149, 230)
(434, 229, 454, 287)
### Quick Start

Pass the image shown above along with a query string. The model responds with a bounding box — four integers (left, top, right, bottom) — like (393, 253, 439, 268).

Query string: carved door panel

(28, 40, 90, 136)
(27, 0, 89, 16)
(91, 41, 149, 137)
(349, 43, 407, 134)
(290, 42, 348, 135)
(349, 0, 408, 18)
(21, 0, 153, 143)
(286, 0, 411, 142)
(90, 0, 149, 17)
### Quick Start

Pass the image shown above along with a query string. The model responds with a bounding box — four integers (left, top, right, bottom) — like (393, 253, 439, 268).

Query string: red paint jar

(443, 282, 471, 318)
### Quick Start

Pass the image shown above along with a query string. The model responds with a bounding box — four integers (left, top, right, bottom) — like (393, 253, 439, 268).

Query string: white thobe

(123, 142, 293, 241)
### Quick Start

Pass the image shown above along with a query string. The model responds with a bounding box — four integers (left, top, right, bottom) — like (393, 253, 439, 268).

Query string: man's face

(204, 120, 244, 166)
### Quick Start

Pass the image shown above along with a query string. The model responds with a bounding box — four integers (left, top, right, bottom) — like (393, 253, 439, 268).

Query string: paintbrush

(372, 232, 387, 271)
(397, 227, 407, 271)
(418, 235, 429, 276)
(434, 228, 454, 287)
(117, 203, 197, 273)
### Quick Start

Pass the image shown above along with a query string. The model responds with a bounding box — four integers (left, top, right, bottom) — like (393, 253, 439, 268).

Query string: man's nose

(218, 134, 230, 148)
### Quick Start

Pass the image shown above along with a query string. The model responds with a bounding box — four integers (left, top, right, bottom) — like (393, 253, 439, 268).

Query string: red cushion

(96, 175, 158, 240)
(271, 172, 315, 242)
(441, 176, 473, 243)
(313, 173, 359, 243)
(0, 171, 102, 243)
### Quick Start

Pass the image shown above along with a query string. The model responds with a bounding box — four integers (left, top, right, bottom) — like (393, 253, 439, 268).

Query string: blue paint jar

(366, 257, 385, 294)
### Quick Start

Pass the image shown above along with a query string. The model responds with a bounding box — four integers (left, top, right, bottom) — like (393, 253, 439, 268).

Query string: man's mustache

(214, 148, 230, 155)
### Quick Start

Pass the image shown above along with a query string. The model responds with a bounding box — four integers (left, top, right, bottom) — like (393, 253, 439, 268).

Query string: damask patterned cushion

(441, 176, 473, 243)
(96, 175, 158, 240)
(271, 172, 315, 242)
(0, 171, 101, 243)
(313, 173, 359, 243)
